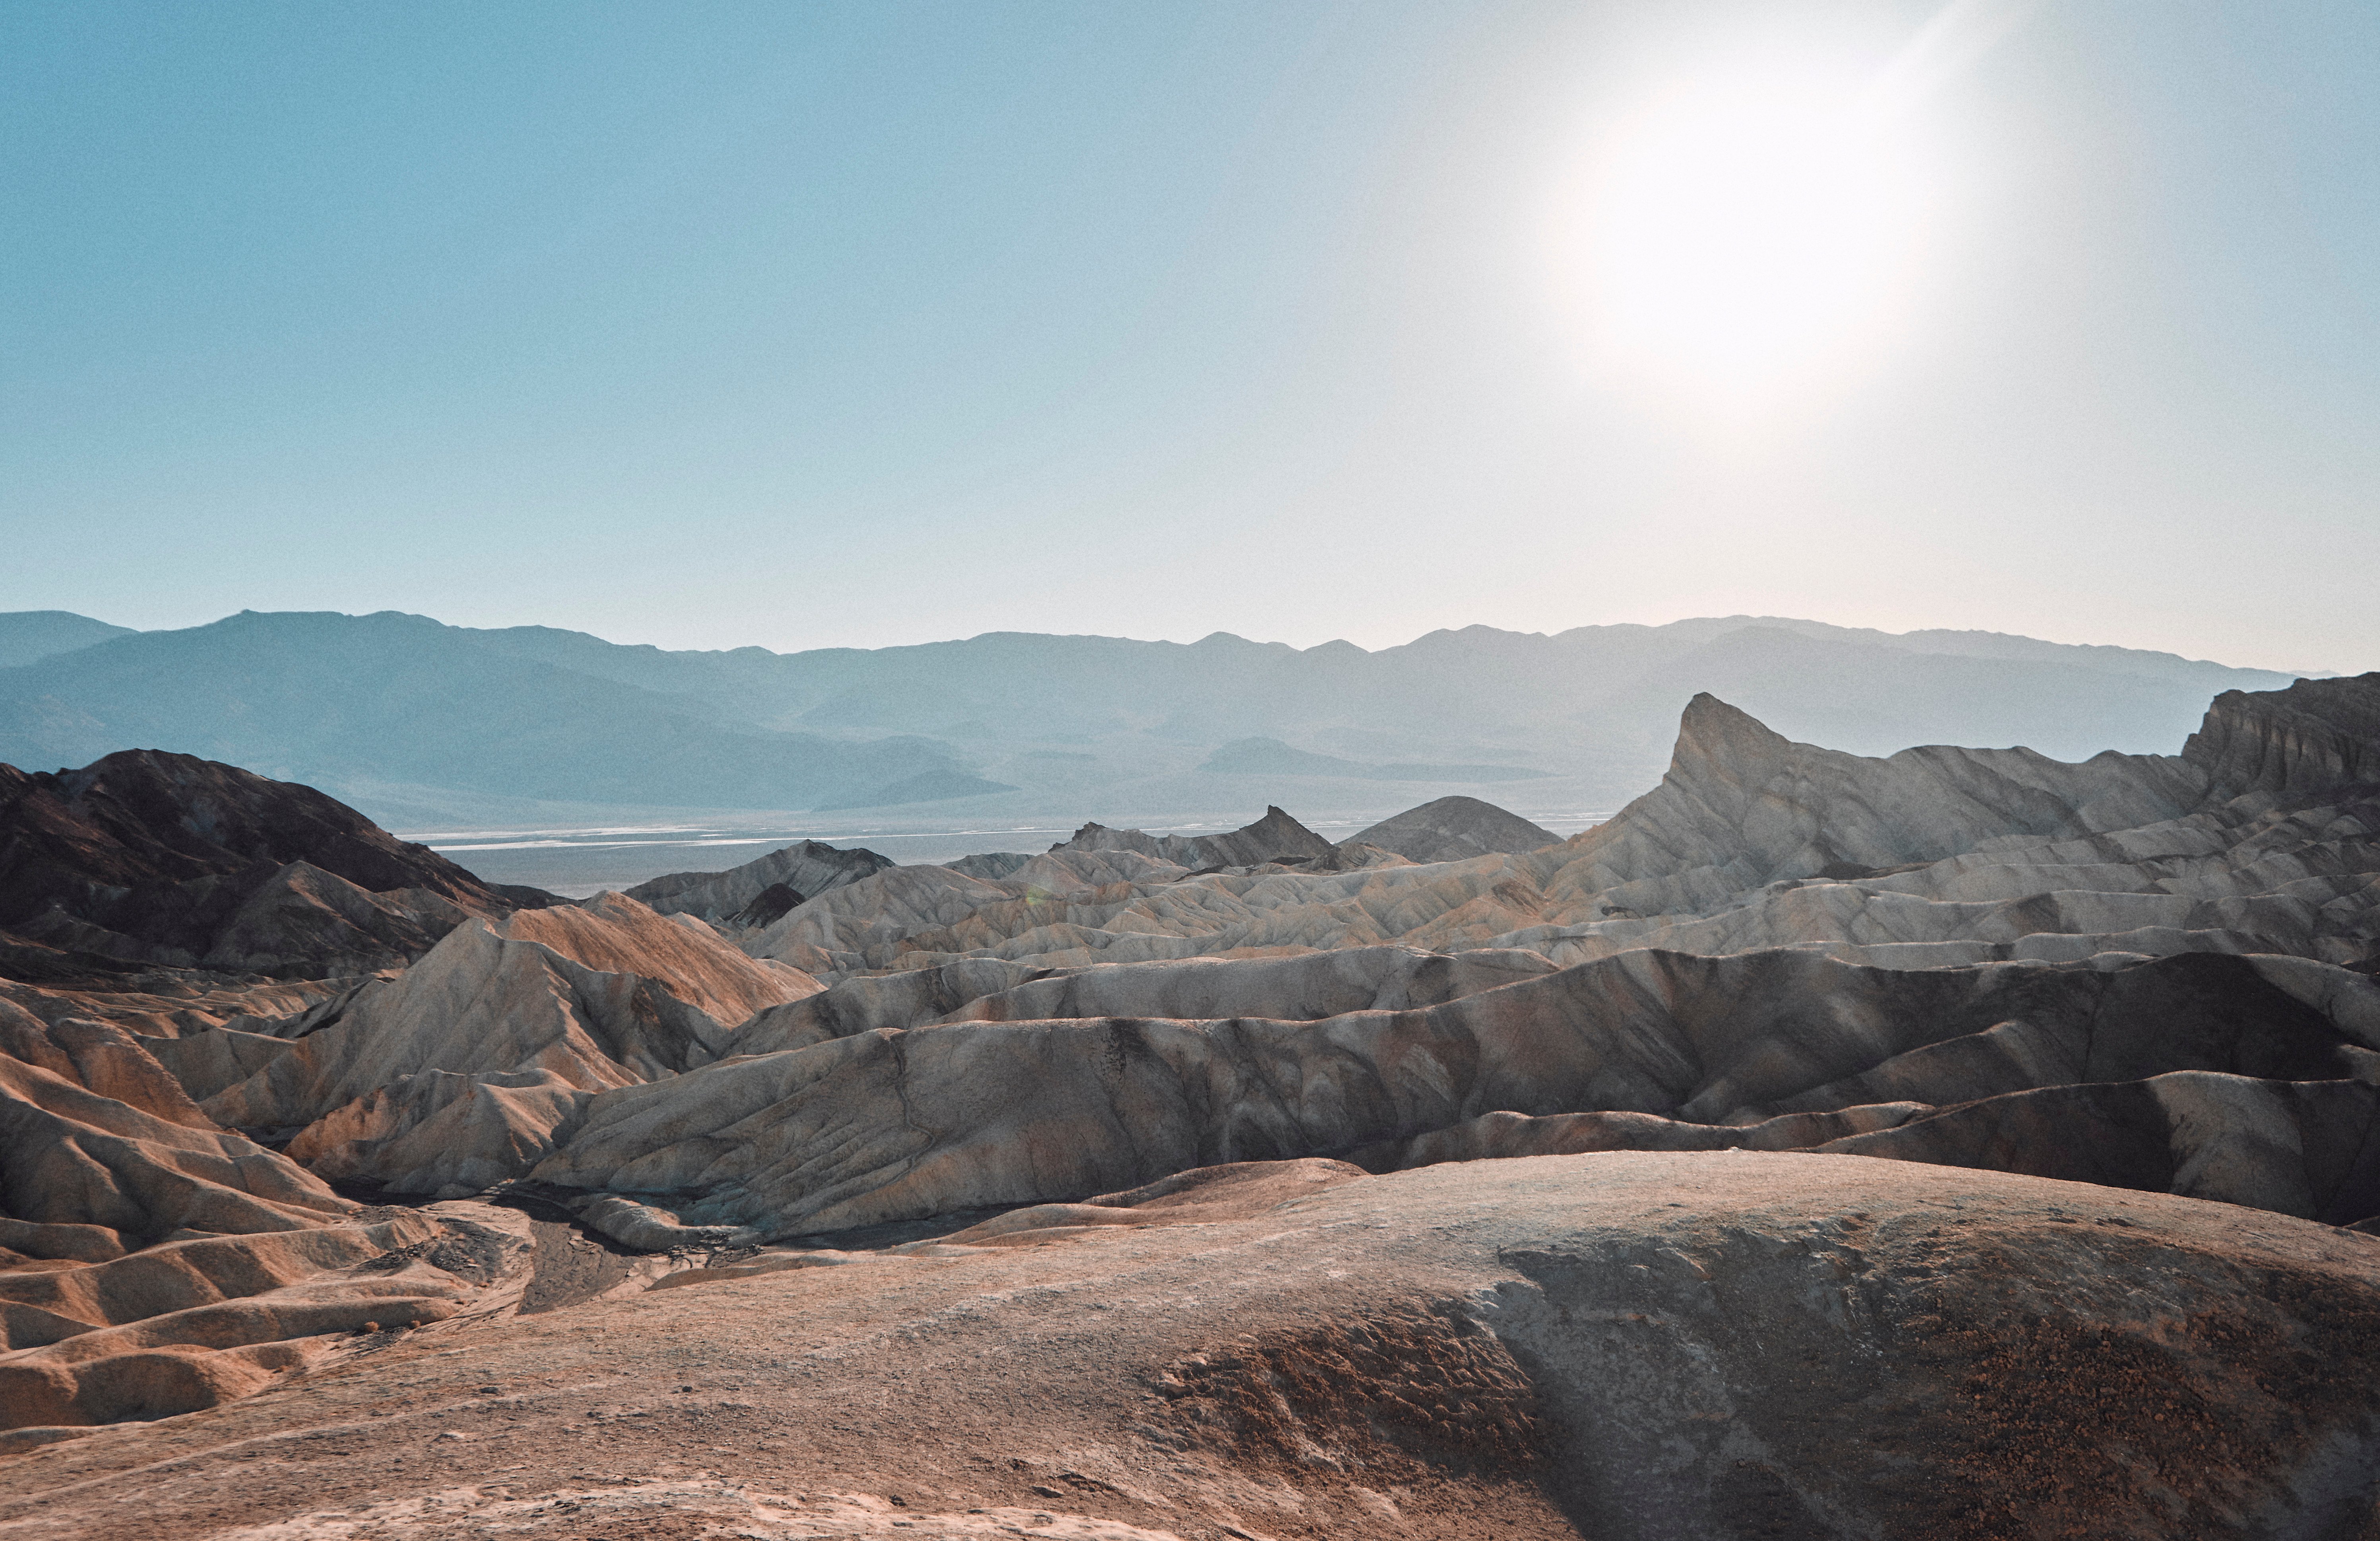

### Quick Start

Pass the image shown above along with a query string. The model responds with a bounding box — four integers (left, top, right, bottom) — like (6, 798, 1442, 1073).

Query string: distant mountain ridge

(0, 611, 136, 670)
(0, 611, 969, 813)
(0, 607, 2315, 824)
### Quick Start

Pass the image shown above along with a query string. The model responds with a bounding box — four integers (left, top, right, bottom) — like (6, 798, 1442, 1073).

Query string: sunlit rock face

(507, 673, 2380, 1250)
(198, 893, 820, 1196)
(733, 676, 2380, 983)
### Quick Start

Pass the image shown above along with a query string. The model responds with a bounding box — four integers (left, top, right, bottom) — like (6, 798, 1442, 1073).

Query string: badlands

(2, 672, 2378, 1538)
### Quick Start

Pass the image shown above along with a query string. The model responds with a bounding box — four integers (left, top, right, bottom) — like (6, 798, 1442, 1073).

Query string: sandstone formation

(738, 678, 2379, 981)
(930, 942, 1556, 1025)
(0, 1001, 352, 1253)
(529, 946, 2380, 1244)
(0, 1000, 540, 1448)
(2185, 669, 2380, 798)
(198, 893, 820, 1196)
(1352, 794, 1558, 862)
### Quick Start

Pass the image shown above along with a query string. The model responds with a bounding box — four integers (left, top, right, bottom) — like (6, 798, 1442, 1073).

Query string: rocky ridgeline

(2, 673, 2378, 1537)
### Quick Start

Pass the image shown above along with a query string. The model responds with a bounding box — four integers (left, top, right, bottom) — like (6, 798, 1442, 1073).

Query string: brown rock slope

(0, 1000, 529, 1445)
(3, 1153, 2376, 1540)
(197, 893, 821, 1196)
(0, 749, 551, 978)
(0, 767, 829, 1448)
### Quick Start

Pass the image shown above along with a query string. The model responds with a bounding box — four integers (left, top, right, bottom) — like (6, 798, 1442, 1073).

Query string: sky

(3, 0, 2375, 673)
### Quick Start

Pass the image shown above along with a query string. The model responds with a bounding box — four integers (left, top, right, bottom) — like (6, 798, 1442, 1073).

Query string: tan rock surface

(0, 1002, 538, 1445)
(0, 1003, 352, 1254)
(737, 680, 2380, 982)
(530, 948, 2380, 1244)
(4, 1153, 2376, 1539)
(197, 896, 821, 1194)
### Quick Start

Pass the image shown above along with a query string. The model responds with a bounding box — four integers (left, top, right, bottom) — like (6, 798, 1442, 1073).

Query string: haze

(5, 0, 2375, 670)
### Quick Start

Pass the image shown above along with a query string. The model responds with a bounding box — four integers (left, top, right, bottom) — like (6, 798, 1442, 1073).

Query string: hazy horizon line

(9, 603, 2333, 679)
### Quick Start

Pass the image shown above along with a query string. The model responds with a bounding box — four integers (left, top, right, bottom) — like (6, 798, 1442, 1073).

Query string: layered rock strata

(528, 947, 2380, 1244)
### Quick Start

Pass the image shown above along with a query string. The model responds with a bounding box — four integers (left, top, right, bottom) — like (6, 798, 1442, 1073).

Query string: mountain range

(0, 608, 2311, 833)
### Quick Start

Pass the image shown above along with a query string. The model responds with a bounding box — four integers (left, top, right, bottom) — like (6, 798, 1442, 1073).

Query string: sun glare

(1552, 66, 1940, 404)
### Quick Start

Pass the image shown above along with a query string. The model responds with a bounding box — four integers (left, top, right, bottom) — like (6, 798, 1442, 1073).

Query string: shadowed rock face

(1054, 804, 1335, 870)
(2185, 670, 2380, 798)
(0, 750, 549, 976)
(1353, 795, 1558, 863)
(623, 839, 893, 924)
(528, 947, 2380, 1243)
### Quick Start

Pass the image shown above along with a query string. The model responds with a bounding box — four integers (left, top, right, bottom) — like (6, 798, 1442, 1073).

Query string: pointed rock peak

(1669, 693, 1796, 782)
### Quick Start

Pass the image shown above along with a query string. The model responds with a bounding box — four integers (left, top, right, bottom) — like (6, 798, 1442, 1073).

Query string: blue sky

(4, 1, 2374, 671)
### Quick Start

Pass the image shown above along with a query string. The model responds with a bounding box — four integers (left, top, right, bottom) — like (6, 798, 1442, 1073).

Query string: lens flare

(1551, 66, 1942, 404)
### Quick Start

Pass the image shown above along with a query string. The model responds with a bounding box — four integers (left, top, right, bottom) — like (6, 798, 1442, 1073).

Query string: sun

(1552, 66, 1940, 403)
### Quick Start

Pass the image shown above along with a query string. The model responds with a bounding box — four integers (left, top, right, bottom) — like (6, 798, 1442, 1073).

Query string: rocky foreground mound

(3, 1153, 2376, 1539)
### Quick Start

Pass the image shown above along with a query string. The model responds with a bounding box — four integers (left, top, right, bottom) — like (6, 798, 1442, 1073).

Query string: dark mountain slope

(0, 749, 546, 976)
(1353, 796, 1559, 862)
